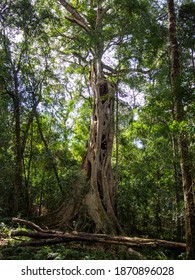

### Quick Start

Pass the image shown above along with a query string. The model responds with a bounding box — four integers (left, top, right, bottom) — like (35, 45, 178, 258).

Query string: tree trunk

(167, 0, 195, 259)
(172, 134, 183, 241)
(41, 59, 121, 234)
(35, 111, 64, 195)
(12, 70, 23, 216)
(82, 58, 121, 234)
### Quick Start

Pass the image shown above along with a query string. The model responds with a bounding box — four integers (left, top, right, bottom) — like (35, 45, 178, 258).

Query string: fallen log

(11, 218, 186, 251)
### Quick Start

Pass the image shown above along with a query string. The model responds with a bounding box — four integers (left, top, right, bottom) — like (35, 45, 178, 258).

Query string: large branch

(102, 63, 150, 76)
(59, 0, 90, 33)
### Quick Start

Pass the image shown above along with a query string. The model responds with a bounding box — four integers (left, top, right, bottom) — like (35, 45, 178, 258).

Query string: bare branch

(12, 218, 45, 232)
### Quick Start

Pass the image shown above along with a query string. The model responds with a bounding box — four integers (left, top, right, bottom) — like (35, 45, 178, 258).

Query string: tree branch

(12, 218, 45, 232)
(59, 0, 90, 33)
(102, 62, 150, 75)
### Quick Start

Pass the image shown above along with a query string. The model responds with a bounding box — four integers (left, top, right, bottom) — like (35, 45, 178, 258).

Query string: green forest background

(0, 0, 195, 259)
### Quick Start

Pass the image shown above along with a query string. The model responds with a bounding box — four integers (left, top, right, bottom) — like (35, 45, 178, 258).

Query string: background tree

(167, 0, 195, 259)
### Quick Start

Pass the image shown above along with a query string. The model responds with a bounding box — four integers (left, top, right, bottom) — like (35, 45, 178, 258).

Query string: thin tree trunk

(35, 111, 64, 195)
(23, 124, 34, 217)
(114, 89, 119, 210)
(167, 0, 195, 259)
(22, 96, 41, 216)
(172, 134, 183, 241)
(12, 71, 23, 216)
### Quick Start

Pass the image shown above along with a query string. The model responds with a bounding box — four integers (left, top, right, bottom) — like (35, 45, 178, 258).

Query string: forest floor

(0, 240, 186, 260)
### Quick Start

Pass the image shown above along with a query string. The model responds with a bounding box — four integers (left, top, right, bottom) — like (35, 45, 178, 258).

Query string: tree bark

(82, 58, 121, 234)
(12, 70, 23, 216)
(172, 134, 183, 241)
(167, 0, 195, 259)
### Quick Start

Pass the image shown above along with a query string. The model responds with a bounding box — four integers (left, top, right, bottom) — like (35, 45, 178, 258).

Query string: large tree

(40, 0, 157, 234)
(43, 0, 122, 234)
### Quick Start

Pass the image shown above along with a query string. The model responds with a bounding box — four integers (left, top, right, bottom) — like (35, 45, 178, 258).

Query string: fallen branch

(11, 218, 186, 251)
(12, 218, 45, 233)
(12, 218, 64, 234)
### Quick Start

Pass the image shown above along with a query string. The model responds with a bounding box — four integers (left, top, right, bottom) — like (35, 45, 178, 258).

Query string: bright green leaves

(114, 0, 167, 72)
(168, 120, 187, 134)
